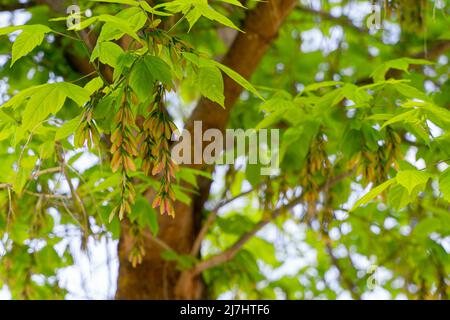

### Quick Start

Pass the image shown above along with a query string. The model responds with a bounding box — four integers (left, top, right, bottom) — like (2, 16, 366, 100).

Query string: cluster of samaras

(382, 0, 428, 31)
(108, 85, 179, 220)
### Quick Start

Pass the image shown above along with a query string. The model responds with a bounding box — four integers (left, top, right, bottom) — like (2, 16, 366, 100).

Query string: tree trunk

(115, 0, 298, 300)
(116, 199, 204, 299)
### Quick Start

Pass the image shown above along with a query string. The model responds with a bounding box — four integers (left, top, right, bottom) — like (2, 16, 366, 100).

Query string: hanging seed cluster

(74, 83, 180, 221)
(128, 220, 146, 267)
(140, 85, 178, 217)
(262, 177, 289, 212)
(381, 0, 426, 32)
(74, 101, 101, 149)
(110, 91, 138, 220)
(351, 129, 402, 185)
(300, 133, 332, 203)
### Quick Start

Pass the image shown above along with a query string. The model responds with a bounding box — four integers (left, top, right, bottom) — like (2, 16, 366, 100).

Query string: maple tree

(0, 0, 449, 299)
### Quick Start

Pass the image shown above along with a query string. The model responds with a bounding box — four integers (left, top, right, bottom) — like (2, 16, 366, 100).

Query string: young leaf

(439, 168, 450, 202)
(130, 196, 159, 236)
(22, 85, 66, 130)
(39, 141, 55, 159)
(10, 25, 52, 66)
(56, 82, 92, 106)
(219, 0, 246, 8)
(55, 115, 83, 141)
(90, 41, 124, 68)
(0, 24, 51, 36)
(143, 55, 172, 85)
(129, 60, 155, 101)
(84, 77, 104, 94)
(19, 83, 90, 130)
(388, 184, 412, 210)
(396, 170, 432, 195)
(351, 178, 396, 211)
(381, 109, 418, 129)
(98, 7, 147, 42)
(371, 58, 433, 82)
(199, 5, 242, 31)
(197, 66, 225, 107)
(91, 0, 139, 5)
(129, 55, 172, 100)
(139, 1, 172, 16)
(394, 83, 430, 102)
(213, 61, 263, 100)
(0, 25, 23, 36)
(70, 14, 141, 42)
(185, 8, 203, 31)
(301, 81, 343, 93)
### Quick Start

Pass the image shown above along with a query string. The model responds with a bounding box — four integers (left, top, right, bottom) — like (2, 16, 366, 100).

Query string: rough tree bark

(116, 0, 298, 300)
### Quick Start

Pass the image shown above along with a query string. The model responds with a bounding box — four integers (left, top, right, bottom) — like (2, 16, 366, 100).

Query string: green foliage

(0, 24, 52, 66)
(351, 178, 397, 211)
(129, 55, 172, 100)
(90, 41, 124, 68)
(159, 0, 242, 31)
(396, 170, 432, 195)
(439, 168, 450, 202)
(0, 0, 449, 300)
(197, 66, 225, 107)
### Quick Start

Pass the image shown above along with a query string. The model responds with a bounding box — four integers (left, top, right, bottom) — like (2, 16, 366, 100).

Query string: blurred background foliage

(0, 0, 449, 299)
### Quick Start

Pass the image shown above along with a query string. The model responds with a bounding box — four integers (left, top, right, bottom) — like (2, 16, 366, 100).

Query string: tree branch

(34, 0, 65, 12)
(357, 40, 450, 85)
(55, 142, 90, 247)
(190, 187, 256, 256)
(24, 190, 71, 200)
(144, 233, 175, 253)
(296, 5, 367, 33)
(325, 241, 361, 300)
(0, 3, 33, 11)
(191, 195, 304, 276)
(32, 167, 62, 178)
(190, 169, 354, 276)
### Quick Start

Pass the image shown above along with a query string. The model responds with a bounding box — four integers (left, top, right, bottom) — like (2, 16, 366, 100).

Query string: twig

(24, 190, 71, 200)
(324, 241, 361, 300)
(55, 142, 90, 246)
(296, 6, 367, 33)
(143, 232, 174, 253)
(190, 187, 255, 256)
(0, 3, 33, 11)
(31, 167, 62, 178)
